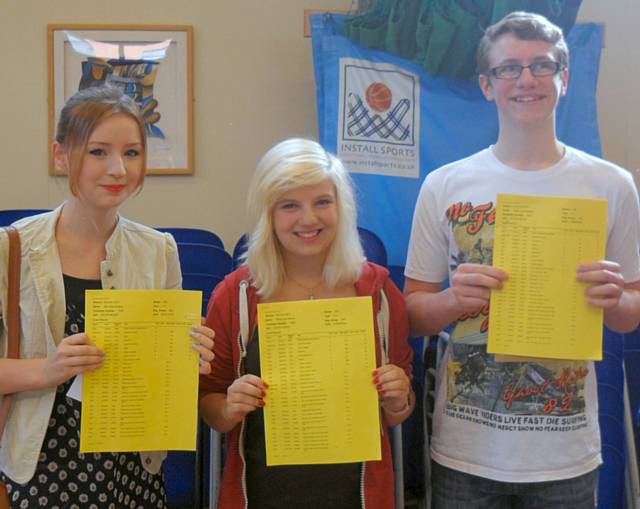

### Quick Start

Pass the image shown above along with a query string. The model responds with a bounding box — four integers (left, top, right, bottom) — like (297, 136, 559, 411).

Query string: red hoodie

(200, 262, 413, 509)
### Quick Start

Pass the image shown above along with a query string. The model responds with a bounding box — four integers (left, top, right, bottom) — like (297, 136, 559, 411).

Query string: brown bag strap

(0, 480, 8, 509)
(0, 225, 21, 440)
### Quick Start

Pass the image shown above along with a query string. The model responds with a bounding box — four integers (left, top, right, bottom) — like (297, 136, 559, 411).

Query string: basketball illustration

(365, 82, 392, 112)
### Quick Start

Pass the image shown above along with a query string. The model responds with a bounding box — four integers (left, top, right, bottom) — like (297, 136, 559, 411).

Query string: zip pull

(376, 288, 390, 365)
(239, 280, 249, 358)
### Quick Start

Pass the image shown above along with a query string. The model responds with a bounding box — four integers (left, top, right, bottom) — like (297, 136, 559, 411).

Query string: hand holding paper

(224, 374, 268, 424)
(42, 333, 104, 388)
(190, 324, 215, 374)
(576, 260, 625, 309)
(374, 364, 410, 415)
(451, 263, 509, 314)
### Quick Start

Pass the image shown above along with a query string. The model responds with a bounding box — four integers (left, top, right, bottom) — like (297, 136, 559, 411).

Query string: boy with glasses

(405, 11, 640, 508)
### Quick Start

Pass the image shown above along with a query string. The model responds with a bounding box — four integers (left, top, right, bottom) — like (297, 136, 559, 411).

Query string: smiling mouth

(102, 185, 126, 193)
(512, 95, 544, 103)
(295, 230, 321, 239)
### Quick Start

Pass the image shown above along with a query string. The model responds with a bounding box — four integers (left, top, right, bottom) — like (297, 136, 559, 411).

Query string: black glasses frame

(489, 61, 564, 80)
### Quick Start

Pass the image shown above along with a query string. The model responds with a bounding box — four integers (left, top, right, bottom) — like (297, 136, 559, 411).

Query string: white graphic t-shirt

(406, 146, 640, 482)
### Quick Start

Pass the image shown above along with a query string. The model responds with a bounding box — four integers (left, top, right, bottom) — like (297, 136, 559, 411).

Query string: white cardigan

(0, 205, 181, 483)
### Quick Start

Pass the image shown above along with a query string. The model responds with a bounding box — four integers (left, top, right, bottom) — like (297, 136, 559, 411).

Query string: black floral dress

(0, 275, 167, 509)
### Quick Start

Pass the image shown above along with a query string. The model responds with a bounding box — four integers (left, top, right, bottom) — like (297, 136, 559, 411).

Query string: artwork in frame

(48, 24, 194, 175)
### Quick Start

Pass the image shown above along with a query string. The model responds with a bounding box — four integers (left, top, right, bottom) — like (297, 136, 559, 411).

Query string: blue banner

(312, 15, 603, 267)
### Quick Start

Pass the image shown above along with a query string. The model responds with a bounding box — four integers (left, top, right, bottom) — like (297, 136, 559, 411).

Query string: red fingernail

(376, 384, 384, 391)
(258, 400, 265, 407)
(263, 381, 269, 388)
(371, 370, 377, 376)
(261, 391, 267, 397)
(373, 378, 380, 385)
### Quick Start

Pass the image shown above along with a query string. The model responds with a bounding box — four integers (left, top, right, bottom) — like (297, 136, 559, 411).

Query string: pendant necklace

(287, 274, 323, 300)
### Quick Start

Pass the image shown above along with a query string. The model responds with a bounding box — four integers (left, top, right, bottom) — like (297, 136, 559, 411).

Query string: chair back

(358, 226, 388, 267)
(232, 234, 248, 270)
(176, 243, 232, 315)
(156, 227, 224, 250)
(594, 327, 626, 508)
(0, 209, 49, 226)
(387, 264, 405, 291)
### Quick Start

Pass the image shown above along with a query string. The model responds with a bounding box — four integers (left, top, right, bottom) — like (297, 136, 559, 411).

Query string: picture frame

(48, 24, 194, 175)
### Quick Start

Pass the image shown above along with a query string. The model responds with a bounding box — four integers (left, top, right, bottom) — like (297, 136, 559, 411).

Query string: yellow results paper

(258, 297, 381, 466)
(80, 290, 202, 453)
(488, 194, 607, 360)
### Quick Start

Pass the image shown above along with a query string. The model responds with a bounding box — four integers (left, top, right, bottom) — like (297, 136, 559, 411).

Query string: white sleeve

(164, 233, 183, 290)
(405, 174, 450, 283)
(607, 174, 640, 283)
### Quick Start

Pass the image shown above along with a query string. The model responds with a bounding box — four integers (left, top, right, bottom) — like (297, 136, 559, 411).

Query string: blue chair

(176, 243, 232, 315)
(596, 327, 628, 509)
(358, 227, 387, 267)
(164, 419, 214, 509)
(177, 243, 232, 275)
(599, 421, 626, 509)
(0, 209, 49, 226)
(156, 227, 225, 250)
(164, 243, 232, 509)
(387, 265, 405, 292)
(624, 331, 640, 452)
(232, 234, 248, 270)
(163, 450, 198, 508)
(624, 330, 640, 506)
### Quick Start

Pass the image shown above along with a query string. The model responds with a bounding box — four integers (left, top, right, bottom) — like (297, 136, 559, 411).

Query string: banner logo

(338, 58, 420, 178)
(347, 86, 411, 141)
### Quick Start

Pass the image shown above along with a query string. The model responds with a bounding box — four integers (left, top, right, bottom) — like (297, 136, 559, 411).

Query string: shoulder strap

(376, 287, 389, 365)
(0, 225, 22, 440)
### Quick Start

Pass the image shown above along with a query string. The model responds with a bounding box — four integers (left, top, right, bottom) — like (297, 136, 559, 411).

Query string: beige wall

(0, 0, 350, 250)
(577, 0, 640, 182)
(0, 0, 636, 250)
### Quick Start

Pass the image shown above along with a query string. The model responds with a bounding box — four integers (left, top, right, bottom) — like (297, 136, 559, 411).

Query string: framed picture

(48, 24, 194, 175)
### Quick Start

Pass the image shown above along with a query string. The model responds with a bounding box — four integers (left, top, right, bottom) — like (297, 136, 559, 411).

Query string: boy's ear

(479, 74, 495, 101)
(560, 68, 569, 96)
(52, 142, 68, 173)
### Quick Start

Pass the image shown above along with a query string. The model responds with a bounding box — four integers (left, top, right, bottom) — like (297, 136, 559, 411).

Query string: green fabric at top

(342, 0, 582, 81)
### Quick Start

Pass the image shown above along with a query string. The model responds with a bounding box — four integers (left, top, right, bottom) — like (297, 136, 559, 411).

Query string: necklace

(286, 274, 323, 299)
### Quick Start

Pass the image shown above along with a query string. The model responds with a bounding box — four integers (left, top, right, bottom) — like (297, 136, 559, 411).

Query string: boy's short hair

(476, 11, 569, 75)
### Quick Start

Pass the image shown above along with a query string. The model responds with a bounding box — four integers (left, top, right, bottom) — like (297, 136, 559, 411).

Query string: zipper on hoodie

(239, 419, 249, 508)
(234, 327, 250, 509)
(360, 462, 366, 509)
(236, 279, 250, 508)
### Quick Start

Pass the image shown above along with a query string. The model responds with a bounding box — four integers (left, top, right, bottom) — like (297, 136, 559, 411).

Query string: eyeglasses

(489, 61, 564, 80)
